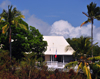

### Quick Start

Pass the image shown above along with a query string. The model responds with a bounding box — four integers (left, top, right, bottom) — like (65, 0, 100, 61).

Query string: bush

(90, 63, 100, 79)
(0, 50, 87, 79)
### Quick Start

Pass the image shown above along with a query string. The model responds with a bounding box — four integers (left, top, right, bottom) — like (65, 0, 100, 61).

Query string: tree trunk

(91, 20, 93, 57)
(29, 66, 31, 79)
(9, 24, 12, 62)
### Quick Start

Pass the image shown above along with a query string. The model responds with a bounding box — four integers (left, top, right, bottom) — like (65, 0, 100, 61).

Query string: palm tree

(0, 5, 27, 61)
(80, 2, 100, 57)
(72, 36, 91, 60)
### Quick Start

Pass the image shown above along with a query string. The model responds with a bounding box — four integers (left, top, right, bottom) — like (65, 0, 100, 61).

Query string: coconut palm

(0, 5, 27, 61)
(73, 36, 92, 60)
(80, 2, 100, 57)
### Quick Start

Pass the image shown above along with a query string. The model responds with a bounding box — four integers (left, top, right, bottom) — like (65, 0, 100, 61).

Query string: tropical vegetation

(0, 2, 100, 79)
(0, 5, 28, 61)
(66, 36, 100, 79)
(0, 6, 47, 60)
(80, 2, 100, 57)
(66, 36, 99, 60)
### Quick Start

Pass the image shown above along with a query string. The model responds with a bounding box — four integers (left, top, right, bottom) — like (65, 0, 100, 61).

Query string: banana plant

(77, 62, 92, 79)
(65, 61, 92, 79)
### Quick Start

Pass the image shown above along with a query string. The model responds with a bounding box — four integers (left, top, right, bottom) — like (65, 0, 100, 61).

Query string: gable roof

(43, 36, 75, 55)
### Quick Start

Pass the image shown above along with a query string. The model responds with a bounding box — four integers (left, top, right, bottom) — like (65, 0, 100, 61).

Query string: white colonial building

(43, 36, 75, 69)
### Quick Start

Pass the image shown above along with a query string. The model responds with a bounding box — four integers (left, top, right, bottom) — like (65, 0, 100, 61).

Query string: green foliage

(65, 61, 78, 69)
(90, 63, 100, 79)
(0, 19, 47, 60)
(93, 45, 100, 56)
(67, 38, 79, 51)
(0, 5, 47, 63)
(66, 36, 100, 60)
(0, 50, 10, 66)
(0, 50, 86, 79)
(0, 49, 18, 76)
(66, 36, 91, 59)
(0, 5, 27, 33)
(0, 5, 28, 61)
(81, 2, 100, 27)
(21, 52, 37, 66)
(29, 26, 47, 54)
(87, 2, 100, 20)
(88, 56, 100, 61)
(80, 2, 100, 57)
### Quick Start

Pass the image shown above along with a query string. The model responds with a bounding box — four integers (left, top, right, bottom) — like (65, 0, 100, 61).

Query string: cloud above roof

(24, 12, 100, 46)
(50, 20, 100, 46)
(50, 20, 90, 38)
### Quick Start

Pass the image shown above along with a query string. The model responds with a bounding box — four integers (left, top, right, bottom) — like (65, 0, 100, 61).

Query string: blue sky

(0, 0, 100, 45)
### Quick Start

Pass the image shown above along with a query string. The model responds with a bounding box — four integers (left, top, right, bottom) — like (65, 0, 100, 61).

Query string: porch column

(51, 55, 52, 62)
(53, 55, 54, 61)
(63, 55, 64, 64)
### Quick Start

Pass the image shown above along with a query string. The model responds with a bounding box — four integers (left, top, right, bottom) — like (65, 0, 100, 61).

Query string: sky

(0, 0, 100, 46)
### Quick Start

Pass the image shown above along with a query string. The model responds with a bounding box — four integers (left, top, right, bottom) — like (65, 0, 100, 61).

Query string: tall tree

(80, 2, 100, 57)
(0, 5, 27, 61)
(0, 19, 47, 60)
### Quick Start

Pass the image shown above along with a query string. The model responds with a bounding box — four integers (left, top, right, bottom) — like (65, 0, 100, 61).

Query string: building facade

(43, 36, 75, 69)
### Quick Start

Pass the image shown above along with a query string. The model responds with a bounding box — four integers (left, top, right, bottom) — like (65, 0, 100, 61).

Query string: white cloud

(21, 10, 30, 17)
(0, 0, 11, 10)
(21, 9, 51, 35)
(26, 15, 51, 35)
(96, 33, 100, 41)
(50, 20, 100, 46)
(50, 20, 74, 37)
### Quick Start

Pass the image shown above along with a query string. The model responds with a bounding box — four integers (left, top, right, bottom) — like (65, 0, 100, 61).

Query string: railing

(46, 61, 67, 69)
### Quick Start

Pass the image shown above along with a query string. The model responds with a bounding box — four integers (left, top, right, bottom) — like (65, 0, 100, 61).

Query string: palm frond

(80, 20, 89, 27)
(17, 15, 25, 19)
(19, 23, 27, 30)
(65, 61, 78, 69)
(83, 64, 92, 79)
(13, 15, 25, 27)
(86, 42, 98, 55)
(88, 56, 100, 60)
(12, 7, 21, 17)
(0, 17, 4, 22)
(76, 62, 92, 79)
(77, 62, 82, 72)
(11, 20, 14, 24)
(13, 15, 25, 23)
(95, 14, 100, 20)
(2, 24, 9, 34)
(84, 38, 91, 47)
(82, 12, 89, 17)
